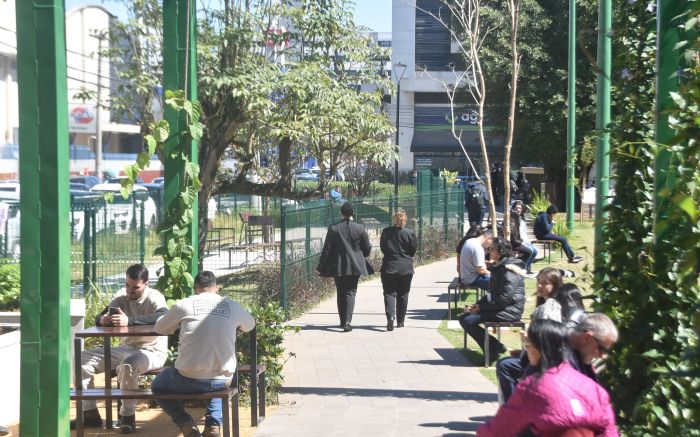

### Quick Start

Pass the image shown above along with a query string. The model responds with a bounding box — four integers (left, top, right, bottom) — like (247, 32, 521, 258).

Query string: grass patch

(438, 220, 597, 384)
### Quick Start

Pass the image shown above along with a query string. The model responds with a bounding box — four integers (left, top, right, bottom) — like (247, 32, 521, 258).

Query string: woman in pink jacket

(477, 319, 618, 437)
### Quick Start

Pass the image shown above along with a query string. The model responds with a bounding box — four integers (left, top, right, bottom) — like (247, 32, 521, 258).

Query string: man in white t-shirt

(459, 230, 493, 290)
(153, 271, 255, 437)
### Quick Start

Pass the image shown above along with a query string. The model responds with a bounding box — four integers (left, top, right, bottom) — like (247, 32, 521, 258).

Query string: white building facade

(392, 0, 502, 173)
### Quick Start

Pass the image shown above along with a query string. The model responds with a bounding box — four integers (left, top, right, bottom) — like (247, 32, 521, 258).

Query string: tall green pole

(17, 1, 71, 435)
(654, 0, 687, 230)
(565, 0, 577, 231)
(594, 0, 612, 277)
(163, 0, 198, 283)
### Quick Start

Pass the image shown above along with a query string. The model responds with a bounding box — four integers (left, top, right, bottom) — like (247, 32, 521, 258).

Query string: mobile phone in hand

(108, 306, 120, 316)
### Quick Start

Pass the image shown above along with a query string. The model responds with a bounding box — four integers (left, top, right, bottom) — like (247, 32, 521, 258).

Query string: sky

(64, 0, 392, 32)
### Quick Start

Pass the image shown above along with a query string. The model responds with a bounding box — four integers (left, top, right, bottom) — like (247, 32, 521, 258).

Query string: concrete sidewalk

(254, 257, 498, 437)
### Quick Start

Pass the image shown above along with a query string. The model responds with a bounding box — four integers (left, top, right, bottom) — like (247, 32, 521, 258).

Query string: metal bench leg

(222, 395, 231, 437)
(74, 338, 84, 437)
(251, 371, 259, 426)
(447, 286, 452, 320)
(258, 371, 266, 421)
(484, 326, 490, 368)
(463, 330, 467, 349)
(232, 390, 240, 437)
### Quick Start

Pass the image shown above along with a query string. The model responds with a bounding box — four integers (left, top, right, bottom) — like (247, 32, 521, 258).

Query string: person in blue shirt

(533, 205, 583, 263)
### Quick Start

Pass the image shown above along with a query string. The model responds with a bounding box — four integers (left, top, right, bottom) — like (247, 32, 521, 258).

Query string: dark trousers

(458, 313, 505, 356)
(496, 356, 524, 402)
(540, 233, 575, 259)
(468, 208, 484, 226)
(381, 273, 413, 323)
(334, 275, 359, 324)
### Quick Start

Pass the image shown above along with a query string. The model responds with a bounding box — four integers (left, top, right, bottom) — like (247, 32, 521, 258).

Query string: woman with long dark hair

(478, 319, 619, 437)
(380, 209, 417, 331)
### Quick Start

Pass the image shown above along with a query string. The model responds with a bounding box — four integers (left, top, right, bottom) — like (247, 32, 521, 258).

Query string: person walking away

(510, 200, 538, 276)
(459, 230, 494, 290)
(71, 264, 168, 434)
(465, 182, 487, 226)
(153, 271, 255, 437)
(459, 237, 526, 364)
(533, 205, 583, 263)
(380, 209, 417, 331)
(317, 202, 372, 332)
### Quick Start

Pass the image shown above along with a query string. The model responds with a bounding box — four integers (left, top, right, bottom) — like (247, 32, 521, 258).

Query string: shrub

(0, 262, 20, 311)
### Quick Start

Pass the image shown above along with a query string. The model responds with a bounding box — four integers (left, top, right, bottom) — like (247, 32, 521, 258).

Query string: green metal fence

(279, 188, 464, 316)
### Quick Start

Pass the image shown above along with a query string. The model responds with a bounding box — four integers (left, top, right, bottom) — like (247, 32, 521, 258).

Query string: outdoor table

(73, 325, 163, 429)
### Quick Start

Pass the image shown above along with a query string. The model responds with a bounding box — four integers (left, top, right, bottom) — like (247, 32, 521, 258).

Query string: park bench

(530, 239, 563, 264)
(70, 387, 239, 437)
(464, 321, 526, 368)
(446, 277, 484, 320)
(359, 217, 382, 236)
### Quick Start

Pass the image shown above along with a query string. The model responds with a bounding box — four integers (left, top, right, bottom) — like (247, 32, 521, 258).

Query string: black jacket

(533, 211, 554, 240)
(379, 226, 417, 275)
(510, 213, 523, 247)
(317, 218, 371, 277)
(477, 257, 526, 321)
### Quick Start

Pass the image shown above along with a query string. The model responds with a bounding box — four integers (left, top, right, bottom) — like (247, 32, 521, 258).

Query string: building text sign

(68, 104, 97, 133)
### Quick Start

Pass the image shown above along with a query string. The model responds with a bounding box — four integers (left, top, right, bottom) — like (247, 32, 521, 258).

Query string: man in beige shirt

(71, 264, 168, 434)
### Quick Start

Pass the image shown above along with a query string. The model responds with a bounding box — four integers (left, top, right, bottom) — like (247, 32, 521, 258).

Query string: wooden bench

(531, 240, 563, 263)
(235, 327, 266, 426)
(70, 387, 239, 437)
(464, 321, 526, 367)
(447, 277, 484, 320)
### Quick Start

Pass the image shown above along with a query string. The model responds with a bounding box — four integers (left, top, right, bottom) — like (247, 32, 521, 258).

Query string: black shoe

(397, 321, 404, 328)
(70, 409, 103, 429)
(487, 345, 508, 364)
(387, 320, 394, 331)
(568, 256, 583, 264)
(343, 322, 352, 332)
(119, 415, 136, 434)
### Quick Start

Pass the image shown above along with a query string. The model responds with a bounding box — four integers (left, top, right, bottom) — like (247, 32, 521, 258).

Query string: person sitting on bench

(533, 205, 583, 263)
(71, 264, 168, 434)
(153, 271, 255, 437)
(459, 237, 526, 364)
(459, 229, 494, 290)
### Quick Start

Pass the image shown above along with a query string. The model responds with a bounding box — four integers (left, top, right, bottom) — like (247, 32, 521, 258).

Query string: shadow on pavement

(281, 386, 497, 403)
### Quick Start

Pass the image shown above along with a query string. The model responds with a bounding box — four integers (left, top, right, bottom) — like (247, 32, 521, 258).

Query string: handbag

(365, 259, 375, 275)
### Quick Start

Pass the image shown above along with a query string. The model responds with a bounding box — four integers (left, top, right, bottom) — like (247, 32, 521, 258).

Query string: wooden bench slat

(71, 387, 237, 401)
(237, 364, 266, 375)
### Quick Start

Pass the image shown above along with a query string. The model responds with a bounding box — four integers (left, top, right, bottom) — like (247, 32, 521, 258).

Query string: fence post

(429, 190, 434, 226)
(458, 189, 465, 237)
(417, 193, 423, 257)
(443, 189, 448, 244)
(279, 204, 287, 318)
(139, 202, 146, 263)
(83, 205, 91, 295)
(305, 208, 311, 275)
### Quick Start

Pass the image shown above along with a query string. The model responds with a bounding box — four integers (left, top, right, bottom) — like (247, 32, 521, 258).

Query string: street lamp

(392, 62, 407, 206)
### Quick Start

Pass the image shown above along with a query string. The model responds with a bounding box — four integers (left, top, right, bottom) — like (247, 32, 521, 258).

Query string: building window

(415, 0, 452, 71)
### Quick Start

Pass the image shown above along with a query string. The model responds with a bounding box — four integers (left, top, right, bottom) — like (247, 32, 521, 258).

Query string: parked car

(70, 182, 90, 191)
(107, 176, 145, 184)
(0, 195, 20, 258)
(70, 175, 101, 189)
(140, 182, 164, 225)
(90, 183, 158, 234)
(151, 177, 164, 184)
(0, 182, 20, 194)
(70, 190, 104, 240)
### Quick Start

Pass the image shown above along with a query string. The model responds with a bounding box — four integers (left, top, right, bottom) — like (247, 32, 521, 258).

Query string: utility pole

(90, 30, 107, 181)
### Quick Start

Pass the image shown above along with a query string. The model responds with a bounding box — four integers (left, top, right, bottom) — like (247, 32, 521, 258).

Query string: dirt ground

(5, 403, 267, 437)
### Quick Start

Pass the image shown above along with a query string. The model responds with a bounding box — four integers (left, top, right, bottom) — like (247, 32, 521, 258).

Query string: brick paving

(254, 258, 498, 437)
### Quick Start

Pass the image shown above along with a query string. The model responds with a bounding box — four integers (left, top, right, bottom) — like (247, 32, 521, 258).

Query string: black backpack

(467, 184, 484, 211)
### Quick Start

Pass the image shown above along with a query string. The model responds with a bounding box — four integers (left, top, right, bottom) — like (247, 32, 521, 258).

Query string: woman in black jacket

(380, 209, 418, 331)
(458, 237, 526, 363)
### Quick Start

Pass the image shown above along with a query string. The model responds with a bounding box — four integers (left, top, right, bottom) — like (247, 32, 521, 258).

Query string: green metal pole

(163, 0, 198, 284)
(565, 0, 577, 231)
(279, 206, 287, 317)
(654, 0, 687, 229)
(17, 1, 71, 435)
(594, 0, 612, 278)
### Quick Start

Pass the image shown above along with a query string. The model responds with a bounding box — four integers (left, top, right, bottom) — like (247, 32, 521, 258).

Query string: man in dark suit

(317, 202, 372, 332)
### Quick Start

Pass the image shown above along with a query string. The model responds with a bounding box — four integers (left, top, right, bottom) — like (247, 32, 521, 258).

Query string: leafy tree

(595, 1, 700, 434)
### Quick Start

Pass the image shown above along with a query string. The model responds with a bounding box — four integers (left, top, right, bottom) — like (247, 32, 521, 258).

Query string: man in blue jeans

(153, 272, 255, 437)
(533, 205, 583, 263)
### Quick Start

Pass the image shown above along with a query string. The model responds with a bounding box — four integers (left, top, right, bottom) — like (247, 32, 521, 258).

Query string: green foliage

(119, 90, 202, 302)
(527, 190, 550, 216)
(594, 2, 700, 434)
(0, 262, 20, 311)
(236, 302, 299, 404)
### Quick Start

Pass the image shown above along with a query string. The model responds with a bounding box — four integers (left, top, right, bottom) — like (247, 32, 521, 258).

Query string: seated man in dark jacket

(533, 205, 583, 263)
(458, 237, 526, 364)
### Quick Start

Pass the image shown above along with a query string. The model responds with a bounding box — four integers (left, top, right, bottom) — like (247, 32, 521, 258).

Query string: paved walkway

(254, 257, 498, 437)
